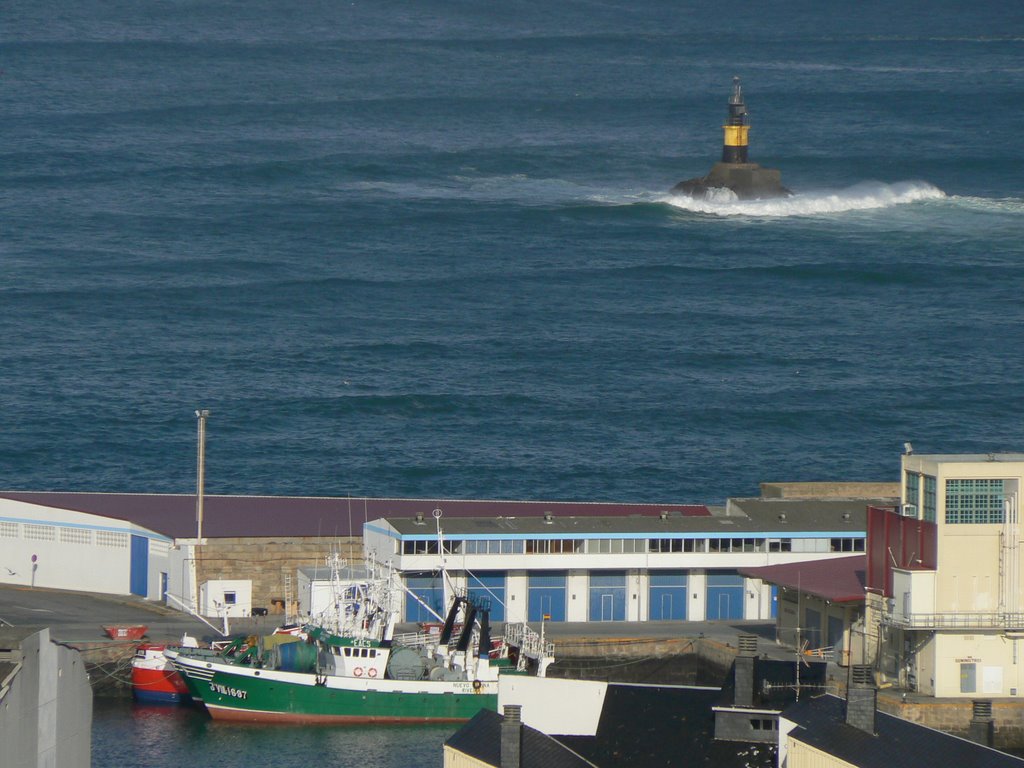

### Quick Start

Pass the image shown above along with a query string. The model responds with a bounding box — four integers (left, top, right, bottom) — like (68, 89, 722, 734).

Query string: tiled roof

(0, 491, 708, 540)
(738, 555, 866, 603)
(784, 694, 1024, 768)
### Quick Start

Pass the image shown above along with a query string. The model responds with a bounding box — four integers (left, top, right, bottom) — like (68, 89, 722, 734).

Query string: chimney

(845, 665, 877, 734)
(734, 634, 758, 707)
(969, 700, 995, 747)
(501, 705, 522, 768)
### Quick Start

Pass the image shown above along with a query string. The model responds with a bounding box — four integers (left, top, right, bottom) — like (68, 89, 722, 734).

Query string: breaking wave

(662, 180, 947, 218)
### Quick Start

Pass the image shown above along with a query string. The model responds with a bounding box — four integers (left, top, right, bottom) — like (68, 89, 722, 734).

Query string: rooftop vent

(842, 512, 851, 521)
(414, 513, 425, 525)
(543, 512, 553, 524)
(777, 512, 787, 522)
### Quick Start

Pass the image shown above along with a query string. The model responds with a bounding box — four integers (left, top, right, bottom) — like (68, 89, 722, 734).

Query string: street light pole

(195, 409, 210, 543)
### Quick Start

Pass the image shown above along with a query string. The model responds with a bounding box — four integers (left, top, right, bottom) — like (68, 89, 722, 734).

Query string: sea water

(2, 1, 1023, 766)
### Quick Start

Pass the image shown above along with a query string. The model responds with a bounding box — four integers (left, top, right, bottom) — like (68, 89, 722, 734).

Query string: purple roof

(738, 555, 866, 603)
(0, 491, 709, 539)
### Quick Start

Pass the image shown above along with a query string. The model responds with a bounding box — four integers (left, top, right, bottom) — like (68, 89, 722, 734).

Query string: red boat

(131, 642, 193, 705)
(104, 624, 148, 640)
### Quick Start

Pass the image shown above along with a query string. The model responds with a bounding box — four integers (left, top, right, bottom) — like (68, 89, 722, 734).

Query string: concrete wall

(0, 626, 92, 768)
(760, 482, 899, 499)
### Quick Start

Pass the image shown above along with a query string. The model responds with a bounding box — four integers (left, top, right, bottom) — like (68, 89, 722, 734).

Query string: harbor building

(0, 495, 174, 601)
(362, 493, 890, 624)
(739, 554, 868, 666)
(0, 488, 893, 626)
(867, 452, 1024, 699)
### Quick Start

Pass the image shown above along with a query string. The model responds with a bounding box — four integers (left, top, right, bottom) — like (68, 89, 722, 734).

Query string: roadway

(0, 583, 787, 658)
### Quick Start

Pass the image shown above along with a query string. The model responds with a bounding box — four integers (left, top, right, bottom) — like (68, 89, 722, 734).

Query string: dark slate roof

(783, 694, 1024, 768)
(0, 492, 708, 540)
(727, 497, 895, 531)
(385, 498, 874, 538)
(557, 684, 777, 768)
(738, 556, 867, 603)
(446, 708, 597, 768)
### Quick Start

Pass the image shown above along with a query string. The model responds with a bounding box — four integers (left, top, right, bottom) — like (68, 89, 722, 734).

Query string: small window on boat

(361, 648, 368, 657)
(344, 647, 351, 657)
(369, 649, 376, 658)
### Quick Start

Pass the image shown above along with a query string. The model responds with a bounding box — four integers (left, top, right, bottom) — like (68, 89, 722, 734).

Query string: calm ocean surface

(2, 0, 1023, 765)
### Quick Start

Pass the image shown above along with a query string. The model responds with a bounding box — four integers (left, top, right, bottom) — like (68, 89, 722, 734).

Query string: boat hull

(170, 652, 498, 724)
(132, 651, 192, 704)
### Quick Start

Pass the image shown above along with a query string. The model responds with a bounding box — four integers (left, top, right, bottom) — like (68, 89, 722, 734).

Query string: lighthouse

(722, 77, 749, 164)
(671, 77, 791, 200)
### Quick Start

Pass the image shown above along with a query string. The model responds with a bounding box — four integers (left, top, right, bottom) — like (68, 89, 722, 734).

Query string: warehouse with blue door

(364, 492, 887, 624)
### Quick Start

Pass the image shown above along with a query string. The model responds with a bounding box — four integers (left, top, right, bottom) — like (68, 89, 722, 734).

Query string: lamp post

(193, 409, 209, 614)
(195, 409, 210, 543)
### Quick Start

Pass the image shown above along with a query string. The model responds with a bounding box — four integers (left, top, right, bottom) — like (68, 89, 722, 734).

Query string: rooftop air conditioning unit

(901, 504, 918, 518)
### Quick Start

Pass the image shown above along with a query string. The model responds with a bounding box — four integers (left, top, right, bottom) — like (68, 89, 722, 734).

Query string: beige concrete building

(869, 453, 1024, 698)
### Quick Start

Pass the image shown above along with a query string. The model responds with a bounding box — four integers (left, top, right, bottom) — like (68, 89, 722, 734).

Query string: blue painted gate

(129, 535, 148, 597)
(528, 573, 566, 621)
(467, 571, 506, 621)
(705, 571, 744, 620)
(649, 571, 688, 620)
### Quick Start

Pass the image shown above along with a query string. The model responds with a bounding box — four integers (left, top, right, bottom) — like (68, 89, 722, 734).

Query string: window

(223, 592, 237, 605)
(946, 479, 1005, 524)
(768, 539, 792, 553)
(0, 522, 19, 538)
(23, 524, 56, 542)
(830, 538, 864, 552)
(402, 540, 440, 555)
(905, 471, 920, 509)
(923, 476, 937, 522)
(60, 527, 92, 545)
(96, 531, 128, 548)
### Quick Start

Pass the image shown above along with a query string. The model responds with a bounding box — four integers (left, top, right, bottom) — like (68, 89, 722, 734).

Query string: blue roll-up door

(528, 572, 567, 621)
(130, 535, 149, 597)
(649, 571, 688, 620)
(706, 571, 744, 620)
(405, 573, 446, 622)
(467, 571, 506, 621)
(588, 571, 626, 621)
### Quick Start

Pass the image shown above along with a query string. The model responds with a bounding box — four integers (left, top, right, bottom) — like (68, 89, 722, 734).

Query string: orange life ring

(353, 667, 364, 677)
(368, 668, 378, 678)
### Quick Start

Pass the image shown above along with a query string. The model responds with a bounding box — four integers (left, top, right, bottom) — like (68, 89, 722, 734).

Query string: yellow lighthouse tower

(722, 76, 749, 164)
(671, 77, 790, 200)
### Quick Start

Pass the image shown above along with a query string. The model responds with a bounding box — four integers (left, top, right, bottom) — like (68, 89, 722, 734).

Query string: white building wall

(506, 571, 528, 623)
(688, 571, 707, 621)
(200, 579, 252, 618)
(566, 571, 588, 622)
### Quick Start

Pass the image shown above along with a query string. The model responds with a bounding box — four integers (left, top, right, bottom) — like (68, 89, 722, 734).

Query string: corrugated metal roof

(738, 556, 866, 603)
(0, 491, 709, 540)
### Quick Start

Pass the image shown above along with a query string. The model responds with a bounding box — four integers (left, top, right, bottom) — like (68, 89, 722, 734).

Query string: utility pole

(192, 408, 210, 614)
(195, 409, 210, 543)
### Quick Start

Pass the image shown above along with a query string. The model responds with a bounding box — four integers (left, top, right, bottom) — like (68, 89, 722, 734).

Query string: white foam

(662, 180, 947, 218)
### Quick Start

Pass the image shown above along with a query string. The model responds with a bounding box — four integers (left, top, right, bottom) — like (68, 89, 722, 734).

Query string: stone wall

(759, 481, 900, 499)
(194, 536, 363, 616)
